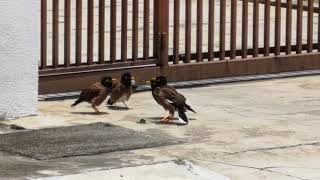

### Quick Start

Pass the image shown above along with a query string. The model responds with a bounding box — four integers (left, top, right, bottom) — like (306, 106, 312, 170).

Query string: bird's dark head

(121, 73, 135, 87)
(101, 76, 114, 89)
(156, 76, 167, 87)
(146, 77, 161, 90)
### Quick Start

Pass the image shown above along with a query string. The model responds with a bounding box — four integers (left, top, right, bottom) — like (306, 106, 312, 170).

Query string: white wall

(0, 0, 39, 119)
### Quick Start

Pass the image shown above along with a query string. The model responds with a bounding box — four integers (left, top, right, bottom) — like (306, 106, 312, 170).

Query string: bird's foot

(160, 114, 174, 123)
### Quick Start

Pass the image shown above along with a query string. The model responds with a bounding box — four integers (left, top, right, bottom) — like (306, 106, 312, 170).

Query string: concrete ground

(1, 75, 320, 179)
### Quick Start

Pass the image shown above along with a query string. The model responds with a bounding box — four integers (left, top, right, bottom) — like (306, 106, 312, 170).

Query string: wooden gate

(40, 0, 320, 94)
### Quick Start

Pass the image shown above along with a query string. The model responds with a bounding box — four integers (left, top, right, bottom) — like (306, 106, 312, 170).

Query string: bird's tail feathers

(185, 104, 196, 113)
(177, 107, 188, 124)
(71, 99, 82, 107)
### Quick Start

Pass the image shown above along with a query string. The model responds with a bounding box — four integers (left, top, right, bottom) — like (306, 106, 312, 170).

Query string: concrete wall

(0, 1, 39, 119)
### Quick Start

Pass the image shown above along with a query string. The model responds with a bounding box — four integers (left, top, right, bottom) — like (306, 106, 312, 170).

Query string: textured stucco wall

(0, 1, 39, 119)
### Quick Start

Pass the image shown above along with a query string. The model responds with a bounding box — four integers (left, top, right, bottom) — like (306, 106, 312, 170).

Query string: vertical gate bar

(208, 0, 215, 61)
(160, 0, 169, 69)
(173, 0, 180, 64)
(242, 0, 248, 58)
(264, 0, 270, 56)
(132, 0, 139, 61)
(185, 0, 191, 63)
(41, 0, 47, 69)
(121, 0, 128, 62)
(219, 0, 226, 60)
(76, 0, 82, 65)
(110, 0, 117, 63)
(144, 0, 150, 60)
(98, 0, 105, 64)
(87, 0, 94, 65)
(153, 0, 159, 58)
(285, 0, 292, 55)
(52, 0, 59, 68)
(64, 0, 71, 67)
(275, 0, 281, 55)
(230, 0, 237, 59)
(196, 0, 203, 62)
(307, 0, 314, 53)
(253, 0, 259, 57)
(296, 0, 302, 54)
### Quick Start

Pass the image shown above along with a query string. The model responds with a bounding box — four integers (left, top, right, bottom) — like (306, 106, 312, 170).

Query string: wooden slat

(110, 0, 117, 63)
(242, 0, 248, 58)
(41, 0, 47, 69)
(264, 0, 270, 56)
(275, 0, 281, 55)
(52, 0, 59, 68)
(132, 0, 139, 61)
(285, 0, 292, 54)
(144, 0, 150, 61)
(64, 0, 71, 67)
(76, 0, 82, 65)
(121, 0, 128, 62)
(208, 0, 215, 61)
(87, 0, 94, 65)
(153, 0, 160, 58)
(159, 0, 169, 68)
(185, 0, 191, 63)
(173, 0, 180, 64)
(296, 0, 302, 54)
(307, 0, 314, 53)
(230, 0, 237, 59)
(253, 0, 259, 57)
(196, 0, 203, 62)
(219, 0, 226, 60)
(99, 0, 105, 64)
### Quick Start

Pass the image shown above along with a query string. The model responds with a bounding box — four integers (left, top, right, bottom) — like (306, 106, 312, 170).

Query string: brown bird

(107, 73, 135, 109)
(71, 76, 116, 113)
(147, 76, 196, 124)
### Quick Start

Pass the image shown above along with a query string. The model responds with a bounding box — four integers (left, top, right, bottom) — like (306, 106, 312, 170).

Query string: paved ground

(1, 75, 320, 179)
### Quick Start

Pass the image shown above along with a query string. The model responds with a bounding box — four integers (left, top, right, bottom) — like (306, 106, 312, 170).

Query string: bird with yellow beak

(146, 76, 196, 124)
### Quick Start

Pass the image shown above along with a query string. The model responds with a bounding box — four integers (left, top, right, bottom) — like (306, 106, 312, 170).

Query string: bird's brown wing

(79, 82, 103, 103)
(91, 88, 109, 106)
(108, 84, 131, 104)
(152, 87, 175, 113)
(160, 86, 186, 107)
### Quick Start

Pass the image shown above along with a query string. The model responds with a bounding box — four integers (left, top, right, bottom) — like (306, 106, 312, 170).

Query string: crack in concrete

(193, 158, 310, 180)
(221, 142, 320, 156)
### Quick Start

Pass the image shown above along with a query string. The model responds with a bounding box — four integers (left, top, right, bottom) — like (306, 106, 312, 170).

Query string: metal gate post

(154, 0, 169, 75)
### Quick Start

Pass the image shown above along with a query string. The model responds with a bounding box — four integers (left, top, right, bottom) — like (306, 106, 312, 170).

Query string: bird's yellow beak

(146, 81, 151, 85)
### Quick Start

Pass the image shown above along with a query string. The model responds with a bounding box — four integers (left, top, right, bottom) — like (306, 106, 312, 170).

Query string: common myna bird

(107, 73, 135, 109)
(147, 76, 196, 124)
(71, 76, 116, 113)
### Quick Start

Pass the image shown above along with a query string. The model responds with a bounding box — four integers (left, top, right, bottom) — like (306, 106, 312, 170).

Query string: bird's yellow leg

(92, 105, 101, 114)
(160, 114, 171, 122)
(160, 114, 174, 123)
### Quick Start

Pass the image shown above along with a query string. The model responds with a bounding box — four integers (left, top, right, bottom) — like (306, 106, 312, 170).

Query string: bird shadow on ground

(144, 117, 192, 126)
(107, 106, 130, 111)
(70, 112, 109, 115)
(146, 117, 197, 121)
